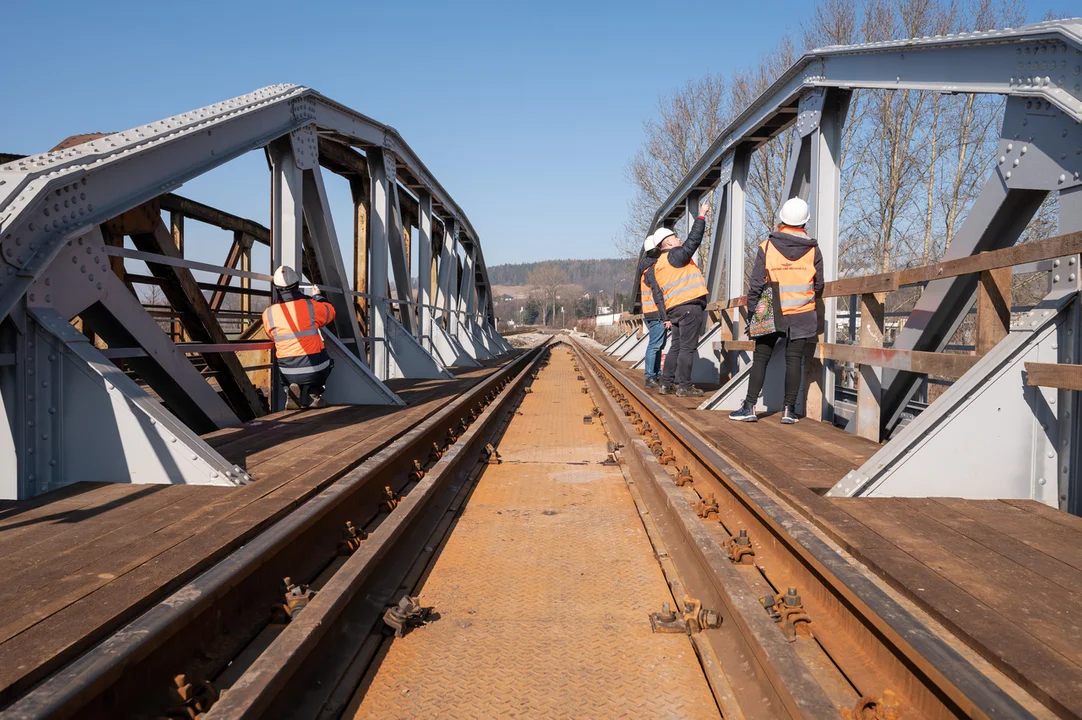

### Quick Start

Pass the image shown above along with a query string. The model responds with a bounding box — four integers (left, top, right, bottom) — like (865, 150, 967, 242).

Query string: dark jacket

(746, 230, 824, 341)
(635, 251, 668, 321)
(655, 216, 709, 311)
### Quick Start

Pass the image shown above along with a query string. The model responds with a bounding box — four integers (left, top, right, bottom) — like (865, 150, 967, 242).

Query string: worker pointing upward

(263, 266, 337, 410)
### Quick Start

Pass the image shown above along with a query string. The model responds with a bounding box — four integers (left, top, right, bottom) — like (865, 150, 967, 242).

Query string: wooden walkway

(616, 362, 1082, 718)
(0, 363, 506, 706)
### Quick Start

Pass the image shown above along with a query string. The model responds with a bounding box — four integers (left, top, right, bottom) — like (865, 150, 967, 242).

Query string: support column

(417, 191, 434, 348)
(269, 139, 303, 283)
(855, 292, 884, 442)
(367, 147, 393, 378)
(805, 89, 850, 423)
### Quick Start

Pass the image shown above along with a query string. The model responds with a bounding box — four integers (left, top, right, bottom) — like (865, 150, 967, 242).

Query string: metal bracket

(796, 88, 827, 137)
(289, 125, 318, 170)
(649, 597, 721, 635)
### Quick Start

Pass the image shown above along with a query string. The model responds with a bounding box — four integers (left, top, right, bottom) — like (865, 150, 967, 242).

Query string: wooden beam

(209, 234, 244, 312)
(824, 273, 899, 298)
(318, 137, 368, 177)
(817, 343, 978, 379)
(159, 194, 270, 245)
(856, 293, 885, 442)
(350, 177, 370, 338)
(898, 230, 1082, 287)
(975, 267, 1012, 355)
(1024, 362, 1082, 391)
(130, 219, 266, 420)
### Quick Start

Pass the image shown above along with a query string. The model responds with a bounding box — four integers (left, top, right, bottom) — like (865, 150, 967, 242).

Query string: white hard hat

(646, 228, 675, 252)
(777, 198, 810, 227)
(273, 265, 299, 289)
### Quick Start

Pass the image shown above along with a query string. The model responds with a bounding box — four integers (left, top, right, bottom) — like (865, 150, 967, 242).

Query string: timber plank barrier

(692, 229, 1082, 441)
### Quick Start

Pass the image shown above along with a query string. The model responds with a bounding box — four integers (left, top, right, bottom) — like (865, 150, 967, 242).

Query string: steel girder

(651, 19, 1082, 229)
(0, 86, 504, 498)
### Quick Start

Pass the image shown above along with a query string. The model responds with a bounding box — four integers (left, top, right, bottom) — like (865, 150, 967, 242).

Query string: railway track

(0, 337, 1062, 718)
(569, 338, 1052, 719)
(2, 343, 549, 720)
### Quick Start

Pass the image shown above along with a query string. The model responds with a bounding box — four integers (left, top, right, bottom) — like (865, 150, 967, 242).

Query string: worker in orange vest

(729, 197, 824, 425)
(263, 266, 337, 410)
(650, 197, 711, 397)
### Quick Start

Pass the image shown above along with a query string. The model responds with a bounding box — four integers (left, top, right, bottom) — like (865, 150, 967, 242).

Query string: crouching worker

(263, 265, 336, 410)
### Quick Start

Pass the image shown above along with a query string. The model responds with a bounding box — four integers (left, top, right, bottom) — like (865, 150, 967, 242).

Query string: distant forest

(488, 258, 634, 294)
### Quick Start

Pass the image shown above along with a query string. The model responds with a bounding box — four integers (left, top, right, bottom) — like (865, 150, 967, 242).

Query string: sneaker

(728, 402, 758, 422)
(285, 383, 302, 410)
(676, 384, 704, 397)
(658, 382, 675, 395)
(645, 376, 661, 390)
(308, 394, 327, 409)
(781, 406, 799, 424)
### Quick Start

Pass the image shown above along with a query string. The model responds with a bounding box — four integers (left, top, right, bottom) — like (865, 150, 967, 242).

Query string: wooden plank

(0, 386, 468, 701)
(130, 219, 265, 420)
(159, 194, 270, 245)
(719, 340, 756, 352)
(1024, 362, 1082, 391)
(976, 267, 1012, 355)
(817, 343, 978, 378)
(856, 292, 884, 442)
(1001, 498, 1082, 534)
(351, 177, 370, 337)
(936, 499, 1082, 573)
(823, 273, 899, 298)
(862, 499, 1082, 669)
(824, 499, 1082, 718)
(898, 231, 1082, 287)
(908, 499, 1082, 595)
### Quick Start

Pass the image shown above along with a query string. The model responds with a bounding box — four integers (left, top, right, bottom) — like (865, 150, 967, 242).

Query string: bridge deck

(0, 362, 506, 707)
(351, 346, 719, 718)
(615, 362, 1082, 717)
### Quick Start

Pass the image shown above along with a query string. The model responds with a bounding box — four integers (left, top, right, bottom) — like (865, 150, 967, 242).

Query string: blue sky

(0, 0, 1065, 270)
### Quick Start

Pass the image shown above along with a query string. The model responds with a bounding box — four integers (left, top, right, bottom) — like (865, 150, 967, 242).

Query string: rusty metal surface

(351, 347, 719, 719)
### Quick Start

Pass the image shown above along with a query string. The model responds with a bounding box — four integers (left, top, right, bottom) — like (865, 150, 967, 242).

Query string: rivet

(1039, 477, 1047, 485)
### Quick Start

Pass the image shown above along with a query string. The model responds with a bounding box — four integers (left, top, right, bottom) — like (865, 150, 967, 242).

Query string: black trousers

(745, 333, 810, 408)
(280, 363, 333, 401)
(661, 303, 704, 387)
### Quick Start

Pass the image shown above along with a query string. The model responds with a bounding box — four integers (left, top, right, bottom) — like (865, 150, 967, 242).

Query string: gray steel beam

(417, 190, 434, 349)
(301, 165, 364, 356)
(649, 19, 1082, 229)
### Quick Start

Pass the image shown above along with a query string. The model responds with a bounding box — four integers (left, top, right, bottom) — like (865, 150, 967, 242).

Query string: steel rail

(202, 343, 547, 719)
(571, 339, 1035, 719)
(0, 345, 544, 720)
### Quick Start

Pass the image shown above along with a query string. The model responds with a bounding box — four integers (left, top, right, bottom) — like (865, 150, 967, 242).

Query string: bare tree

(528, 264, 568, 327)
(622, 72, 733, 264)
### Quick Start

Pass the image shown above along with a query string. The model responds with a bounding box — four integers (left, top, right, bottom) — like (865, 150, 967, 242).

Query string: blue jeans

(644, 319, 668, 380)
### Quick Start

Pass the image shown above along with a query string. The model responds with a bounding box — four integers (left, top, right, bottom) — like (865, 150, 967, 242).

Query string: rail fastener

(649, 598, 722, 635)
(696, 493, 720, 520)
(273, 577, 316, 622)
(675, 466, 693, 486)
(409, 459, 426, 482)
(337, 521, 369, 556)
(380, 486, 402, 513)
(727, 529, 755, 564)
(382, 596, 432, 638)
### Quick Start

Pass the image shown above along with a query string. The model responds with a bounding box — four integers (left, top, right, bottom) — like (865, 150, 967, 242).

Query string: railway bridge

(0, 17, 1081, 720)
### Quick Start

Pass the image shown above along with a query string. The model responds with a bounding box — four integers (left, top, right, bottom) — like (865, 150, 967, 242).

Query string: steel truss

(606, 18, 1082, 510)
(0, 86, 508, 499)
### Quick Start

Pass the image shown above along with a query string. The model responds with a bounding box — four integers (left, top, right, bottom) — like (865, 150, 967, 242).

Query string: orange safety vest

(761, 239, 815, 315)
(640, 275, 658, 315)
(653, 252, 708, 308)
(262, 298, 336, 358)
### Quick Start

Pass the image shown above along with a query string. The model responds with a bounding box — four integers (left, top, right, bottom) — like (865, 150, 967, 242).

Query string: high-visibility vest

(653, 252, 708, 308)
(262, 298, 336, 358)
(640, 275, 658, 314)
(761, 239, 815, 315)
